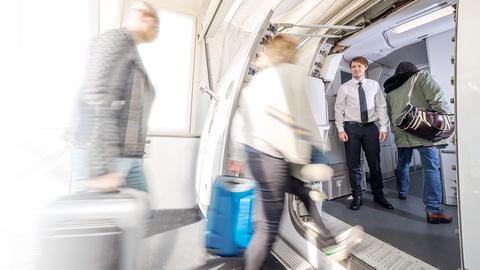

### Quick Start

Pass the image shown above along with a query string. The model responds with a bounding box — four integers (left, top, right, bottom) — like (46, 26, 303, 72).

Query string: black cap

(395, 61, 419, 75)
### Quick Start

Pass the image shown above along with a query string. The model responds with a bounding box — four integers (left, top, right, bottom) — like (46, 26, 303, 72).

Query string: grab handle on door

(200, 84, 218, 102)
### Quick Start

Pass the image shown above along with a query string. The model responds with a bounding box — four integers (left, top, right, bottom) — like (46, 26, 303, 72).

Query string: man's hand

(228, 160, 244, 177)
(87, 173, 126, 192)
(338, 131, 349, 142)
(379, 131, 388, 143)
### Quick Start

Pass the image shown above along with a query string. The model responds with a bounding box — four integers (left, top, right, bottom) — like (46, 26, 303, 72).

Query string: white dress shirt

(334, 78, 389, 133)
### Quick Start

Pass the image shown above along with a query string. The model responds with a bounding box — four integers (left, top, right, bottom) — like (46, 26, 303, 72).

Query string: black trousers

(244, 150, 334, 270)
(344, 123, 384, 199)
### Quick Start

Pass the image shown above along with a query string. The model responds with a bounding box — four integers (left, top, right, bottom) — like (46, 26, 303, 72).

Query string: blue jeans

(396, 146, 442, 214)
(70, 147, 148, 193)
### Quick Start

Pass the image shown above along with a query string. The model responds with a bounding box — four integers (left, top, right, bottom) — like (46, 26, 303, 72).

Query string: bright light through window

(1, 0, 90, 174)
(0, 1, 90, 269)
(4, 0, 89, 129)
(138, 11, 195, 134)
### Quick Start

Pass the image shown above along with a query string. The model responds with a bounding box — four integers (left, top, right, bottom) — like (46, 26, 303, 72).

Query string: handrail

(273, 23, 361, 30)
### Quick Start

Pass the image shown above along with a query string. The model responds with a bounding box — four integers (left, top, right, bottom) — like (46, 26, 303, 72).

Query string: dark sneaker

(427, 211, 452, 224)
(373, 196, 394, 209)
(398, 194, 407, 200)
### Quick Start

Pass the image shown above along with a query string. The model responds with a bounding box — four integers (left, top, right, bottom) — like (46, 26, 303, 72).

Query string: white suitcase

(36, 188, 150, 270)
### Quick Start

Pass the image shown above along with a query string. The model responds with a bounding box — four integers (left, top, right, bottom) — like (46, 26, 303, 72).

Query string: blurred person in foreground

(66, 1, 158, 193)
(384, 62, 453, 223)
(231, 34, 363, 270)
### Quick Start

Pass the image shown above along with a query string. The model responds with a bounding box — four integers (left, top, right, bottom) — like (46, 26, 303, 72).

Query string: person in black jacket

(383, 62, 453, 224)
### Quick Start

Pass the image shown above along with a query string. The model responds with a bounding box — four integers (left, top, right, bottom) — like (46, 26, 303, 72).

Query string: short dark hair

(350, 56, 368, 68)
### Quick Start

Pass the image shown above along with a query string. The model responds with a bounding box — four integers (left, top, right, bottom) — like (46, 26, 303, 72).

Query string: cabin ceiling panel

(338, 0, 456, 62)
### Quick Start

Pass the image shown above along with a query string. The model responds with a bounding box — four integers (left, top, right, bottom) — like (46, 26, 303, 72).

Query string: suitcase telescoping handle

(78, 189, 122, 194)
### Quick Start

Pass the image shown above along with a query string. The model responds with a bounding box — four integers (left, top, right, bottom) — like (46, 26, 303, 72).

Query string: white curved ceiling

(338, 0, 456, 62)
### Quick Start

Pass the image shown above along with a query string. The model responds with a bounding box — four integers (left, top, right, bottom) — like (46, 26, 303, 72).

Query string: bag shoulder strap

(406, 72, 420, 106)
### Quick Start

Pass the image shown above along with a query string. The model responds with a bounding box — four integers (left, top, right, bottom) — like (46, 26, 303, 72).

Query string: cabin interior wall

(144, 137, 200, 209)
(426, 29, 456, 102)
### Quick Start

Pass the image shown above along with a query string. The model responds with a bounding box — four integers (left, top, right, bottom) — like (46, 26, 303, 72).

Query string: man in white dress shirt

(334, 56, 393, 210)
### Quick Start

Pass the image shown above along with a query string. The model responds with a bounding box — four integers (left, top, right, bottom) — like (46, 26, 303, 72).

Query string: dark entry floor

(322, 170, 461, 270)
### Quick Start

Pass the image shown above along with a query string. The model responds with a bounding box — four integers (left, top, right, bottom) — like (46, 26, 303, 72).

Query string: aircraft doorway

(316, 2, 460, 269)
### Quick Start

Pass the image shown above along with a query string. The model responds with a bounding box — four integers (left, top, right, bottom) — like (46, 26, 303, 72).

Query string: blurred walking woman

(231, 34, 327, 270)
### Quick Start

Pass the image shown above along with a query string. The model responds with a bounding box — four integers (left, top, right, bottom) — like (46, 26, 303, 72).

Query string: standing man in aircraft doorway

(334, 56, 393, 210)
(67, 1, 158, 193)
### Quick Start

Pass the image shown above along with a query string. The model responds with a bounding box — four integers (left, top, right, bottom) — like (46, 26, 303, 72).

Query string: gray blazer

(67, 28, 155, 178)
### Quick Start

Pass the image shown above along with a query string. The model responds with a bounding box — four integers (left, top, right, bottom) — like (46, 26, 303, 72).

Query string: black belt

(345, 121, 375, 127)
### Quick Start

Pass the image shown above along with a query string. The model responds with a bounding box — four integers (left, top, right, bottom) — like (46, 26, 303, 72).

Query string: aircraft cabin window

(3, 0, 90, 129)
(138, 11, 195, 134)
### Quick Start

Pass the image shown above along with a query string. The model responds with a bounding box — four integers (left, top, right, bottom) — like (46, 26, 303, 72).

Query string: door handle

(200, 84, 218, 102)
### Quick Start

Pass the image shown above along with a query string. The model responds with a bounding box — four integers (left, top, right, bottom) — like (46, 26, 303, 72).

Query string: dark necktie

(358, 82, 368, 124)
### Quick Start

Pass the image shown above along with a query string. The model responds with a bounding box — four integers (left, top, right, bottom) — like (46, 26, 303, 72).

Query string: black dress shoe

(374, 196, 394, 209)
(349, 199, 362, 210)
(398, 194, 407, 200)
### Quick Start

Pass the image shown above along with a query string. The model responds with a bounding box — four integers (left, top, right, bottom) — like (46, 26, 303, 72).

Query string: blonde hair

(257, 34, 300, 68)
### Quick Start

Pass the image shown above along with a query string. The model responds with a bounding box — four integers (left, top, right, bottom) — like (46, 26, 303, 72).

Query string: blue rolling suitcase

(205, 176, 256, 256)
